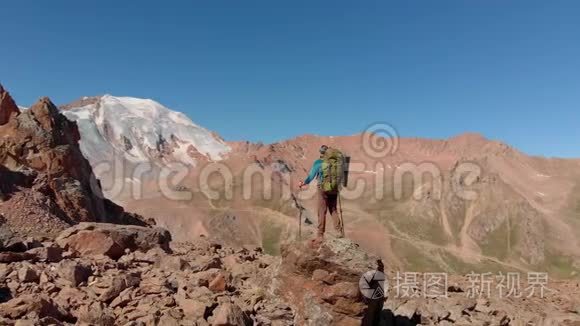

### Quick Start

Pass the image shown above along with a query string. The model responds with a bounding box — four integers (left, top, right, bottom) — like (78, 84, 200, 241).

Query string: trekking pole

(338, 191, 345, 237)
(291, 192, 303, 241)
(298, 204, 302, 241)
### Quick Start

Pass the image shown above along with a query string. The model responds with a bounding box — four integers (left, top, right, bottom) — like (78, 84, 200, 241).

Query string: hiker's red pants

(317, 190, 342, 236)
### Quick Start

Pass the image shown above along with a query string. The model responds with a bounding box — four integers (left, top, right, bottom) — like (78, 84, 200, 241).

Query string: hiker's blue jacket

(304, 159, 323, 185)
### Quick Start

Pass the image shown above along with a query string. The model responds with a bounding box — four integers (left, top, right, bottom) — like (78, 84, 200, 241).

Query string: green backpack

(320, 148, 344, 194)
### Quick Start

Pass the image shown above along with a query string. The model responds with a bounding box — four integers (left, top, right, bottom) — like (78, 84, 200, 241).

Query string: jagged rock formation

(0, 85, 19, 126)
(0, 85, 149, 242)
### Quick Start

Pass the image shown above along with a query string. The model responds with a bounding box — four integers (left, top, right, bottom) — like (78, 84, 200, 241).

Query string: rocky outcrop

(0, 84, 149, 242)
(0, 85, 19, 126)
(0, 223, 579, 325)
(277, 238, 377, 325)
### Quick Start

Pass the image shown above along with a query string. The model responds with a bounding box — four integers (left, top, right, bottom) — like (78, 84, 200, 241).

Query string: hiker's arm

(303, 160, 320, 185)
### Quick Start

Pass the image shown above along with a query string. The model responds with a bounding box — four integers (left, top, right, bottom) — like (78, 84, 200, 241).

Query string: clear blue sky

(1, 1, 579, 157)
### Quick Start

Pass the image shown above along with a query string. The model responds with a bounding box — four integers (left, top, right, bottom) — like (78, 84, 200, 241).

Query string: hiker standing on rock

(298, 145, 346, 240)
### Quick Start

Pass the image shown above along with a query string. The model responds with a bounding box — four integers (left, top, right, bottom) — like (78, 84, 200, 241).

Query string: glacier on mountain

(62, 95, 230, 166)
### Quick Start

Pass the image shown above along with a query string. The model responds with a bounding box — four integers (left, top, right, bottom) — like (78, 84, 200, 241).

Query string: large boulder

(277, 238, 378, 325)
(56, 222, 171, 259)
(280, 237, 376, 277)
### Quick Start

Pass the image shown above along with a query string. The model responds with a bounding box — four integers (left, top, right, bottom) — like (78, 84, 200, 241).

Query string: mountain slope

(260, 135, 580, 275)
(61, 95, 230, 167)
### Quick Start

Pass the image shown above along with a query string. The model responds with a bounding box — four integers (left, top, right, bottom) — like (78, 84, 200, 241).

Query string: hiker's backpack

(320, 148, 344, 194)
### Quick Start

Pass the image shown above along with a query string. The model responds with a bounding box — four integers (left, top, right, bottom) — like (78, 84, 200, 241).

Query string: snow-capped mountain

(61, 95, 230, 166)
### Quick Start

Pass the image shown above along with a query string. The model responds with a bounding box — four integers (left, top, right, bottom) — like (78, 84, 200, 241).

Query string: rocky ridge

(0, 223, 579, 325)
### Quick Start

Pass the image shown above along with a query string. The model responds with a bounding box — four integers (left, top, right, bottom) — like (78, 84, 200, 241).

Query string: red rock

(53, 286, 87, 309)
(0, 294, 67, 320)
(17, 265, 40, 283)
(56, 223, 171, 260)
(60, 230, 125, 260)
(209, 272, 228, 293)
(210, 303, 249, 326)
(56, 260, 92, 287)
(175, 296, 210, 320)
(96, 274, 140, 303)
(312, 269, 330, 282)
(0, 84, 20, 125)
(221, 255, 240, 270)
(26, 246, 64, 263)
(76, 302, 115, 326)
(0, 252, 35, 263)
(312, 269, 338, 284)
(193, 268, 220, 287)
(333, 297, 366, 316)
(156, 255, 189, 271)
(195, 256, 223, 272)
(109, 287, 132, 308)
(321, 282, 360, 303)
(158, 311, 181, 326)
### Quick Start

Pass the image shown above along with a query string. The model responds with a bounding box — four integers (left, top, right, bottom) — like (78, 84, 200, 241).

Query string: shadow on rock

(376, 309, 421, 326)
(0, 288, 12, 304)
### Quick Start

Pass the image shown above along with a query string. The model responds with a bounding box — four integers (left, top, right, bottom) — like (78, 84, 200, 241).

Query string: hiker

(298, 145, 345, 239)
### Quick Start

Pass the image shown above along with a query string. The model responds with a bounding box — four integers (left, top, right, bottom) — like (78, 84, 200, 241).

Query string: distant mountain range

(17, 92, 579, 278)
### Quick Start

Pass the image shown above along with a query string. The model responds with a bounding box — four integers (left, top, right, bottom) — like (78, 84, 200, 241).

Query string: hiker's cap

(319, 145, 328, 154)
